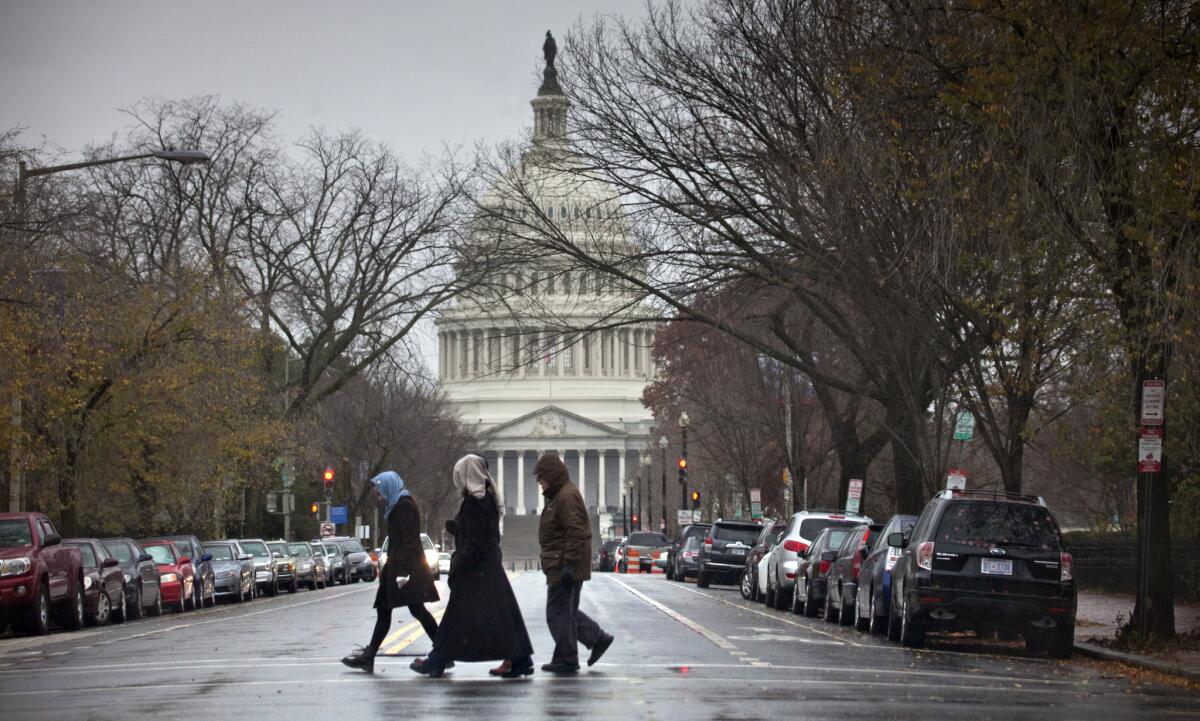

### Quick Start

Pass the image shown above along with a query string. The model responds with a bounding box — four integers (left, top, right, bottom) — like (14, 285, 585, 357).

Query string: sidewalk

(1074, 590, 1200, 682)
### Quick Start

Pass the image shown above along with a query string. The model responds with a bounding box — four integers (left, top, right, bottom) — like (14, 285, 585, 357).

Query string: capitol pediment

(484, 405, 624, 441)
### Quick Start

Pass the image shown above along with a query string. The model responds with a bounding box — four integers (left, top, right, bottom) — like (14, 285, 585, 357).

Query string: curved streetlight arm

(15, 149, 210, 209)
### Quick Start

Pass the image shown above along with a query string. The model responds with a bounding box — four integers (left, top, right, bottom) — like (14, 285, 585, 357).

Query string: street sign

(1140, 380, 1165, 426)
(953, 411, 975, 441)
(846, 478, 863, 514)
(946, 468, 968, 490)
(1139, 427, 1162, 473)
(330, 506, 349, 524)
(750, 488, 762, 519)
(677, 510, 693, 527)
(319, 522, 335, 537)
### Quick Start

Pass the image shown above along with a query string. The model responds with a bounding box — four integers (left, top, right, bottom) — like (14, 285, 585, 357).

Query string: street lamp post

(7, 148, 209, 513)
(658, 436, 668, 532)
(678, 412, 690, 513)
(641, 454, 654, 532)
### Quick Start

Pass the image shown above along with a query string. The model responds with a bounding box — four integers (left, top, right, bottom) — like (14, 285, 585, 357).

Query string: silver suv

(763, 510, 872, 610)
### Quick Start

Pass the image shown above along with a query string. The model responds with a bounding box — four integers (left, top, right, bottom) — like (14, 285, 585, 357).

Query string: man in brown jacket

(535, 452, 615, 673)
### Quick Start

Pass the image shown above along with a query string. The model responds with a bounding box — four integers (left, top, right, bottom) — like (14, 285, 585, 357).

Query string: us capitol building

(436, 33, 656, 533)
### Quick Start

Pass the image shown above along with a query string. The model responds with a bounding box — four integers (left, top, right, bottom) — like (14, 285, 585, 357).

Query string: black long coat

(374, 495, 439, 610)
(432, 490, 533, 662)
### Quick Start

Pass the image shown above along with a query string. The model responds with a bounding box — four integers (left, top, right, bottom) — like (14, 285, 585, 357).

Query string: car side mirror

(820, 551, 837, 562)
(273, 552, 282, 559)
(201, 553, 213, 563)
(42, 532, 61, 547)
(103, 557, 120, 568)
(887, 532, 906, 548)
(238, 554, 252, 561)
(138, 552, 153, 563)
(178, 556, 192, 565)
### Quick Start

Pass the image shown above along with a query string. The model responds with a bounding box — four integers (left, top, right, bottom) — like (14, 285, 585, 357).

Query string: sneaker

(587, 633, 614, 666)
(540, 661, 580, 674)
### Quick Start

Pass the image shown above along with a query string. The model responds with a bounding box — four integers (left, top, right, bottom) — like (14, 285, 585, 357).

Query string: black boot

(341, 646, 376, 674)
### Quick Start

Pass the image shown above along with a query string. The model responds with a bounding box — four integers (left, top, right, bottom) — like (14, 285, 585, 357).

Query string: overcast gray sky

(0, 0, 646, 159)
(0, 0, 649, 375)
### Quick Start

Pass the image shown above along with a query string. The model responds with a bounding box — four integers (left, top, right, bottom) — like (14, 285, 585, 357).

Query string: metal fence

(1070, 538, 1199, 601)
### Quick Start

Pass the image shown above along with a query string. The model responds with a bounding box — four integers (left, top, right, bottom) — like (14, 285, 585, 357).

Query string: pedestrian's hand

(560, 567, 574, 588)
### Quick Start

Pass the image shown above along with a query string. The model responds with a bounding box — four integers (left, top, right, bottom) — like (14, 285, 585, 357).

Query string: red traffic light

(322, 467, 335, 489)
(677, 458, 687, 470)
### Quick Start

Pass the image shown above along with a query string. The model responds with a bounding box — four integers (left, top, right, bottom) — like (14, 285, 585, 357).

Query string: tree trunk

(1133, 353, 1175, 640)
(887, 407, 926, 515)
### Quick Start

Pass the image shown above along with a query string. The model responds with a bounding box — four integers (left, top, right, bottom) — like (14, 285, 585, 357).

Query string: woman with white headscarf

(410, 454, 534, 678)
(341, 471, 441, 674)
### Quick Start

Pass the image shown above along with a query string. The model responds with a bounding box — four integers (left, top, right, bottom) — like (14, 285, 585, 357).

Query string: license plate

(730, 548, 746, 556)
(981, 559, 1013, 576)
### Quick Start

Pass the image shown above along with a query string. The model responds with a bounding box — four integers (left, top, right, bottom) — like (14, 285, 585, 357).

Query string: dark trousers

(546, 580, 604, 664)
(368, 603, 438, 653)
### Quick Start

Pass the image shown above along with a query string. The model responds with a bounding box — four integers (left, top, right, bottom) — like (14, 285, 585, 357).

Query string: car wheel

(61, 583, 85, 630)
(822, 589, 837, 623)
(1047, 622, 1074, 659)
(899, 597, 925, 648)
(91, 590, 112, 626)
(696, 568, 709, 588)
(764, 574, 776, 607)
(867, 588, 884, 634)
(289, 579, 299, 594)
(802, 583, 818, 618)
(149, 589, 163, 617)
(790, 584, 801, 615)
(774, 581, 790, 611)
(24, 581, 50, 635)
(127, 585, 143, 621)
(205, 580, 215, 607)
(740, 570, 754, 600)
(115, 588, 128, 623)
(184, 582, 195, 612)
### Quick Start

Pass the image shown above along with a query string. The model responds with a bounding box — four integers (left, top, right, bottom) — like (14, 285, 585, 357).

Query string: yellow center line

(379, 608, 446, 656)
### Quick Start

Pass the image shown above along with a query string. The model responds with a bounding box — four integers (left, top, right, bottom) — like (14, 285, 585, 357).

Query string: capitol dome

(436, 33, 657, 529)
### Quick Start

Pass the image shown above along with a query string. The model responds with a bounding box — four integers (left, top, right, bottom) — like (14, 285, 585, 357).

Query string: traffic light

(631, 514, 639, 526)
(309, 502, 319, 515)
(691, 489, 701, 510)
(677, 457, 687, 485)
(322, 467, 335, 491)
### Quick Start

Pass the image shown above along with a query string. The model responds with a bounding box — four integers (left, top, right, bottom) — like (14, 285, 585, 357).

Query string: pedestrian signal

(691, 490, 701, 509)
(310, 502, 319, 515)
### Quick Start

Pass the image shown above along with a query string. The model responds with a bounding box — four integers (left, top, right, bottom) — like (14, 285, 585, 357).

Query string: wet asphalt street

(0, 571, 1197, 721)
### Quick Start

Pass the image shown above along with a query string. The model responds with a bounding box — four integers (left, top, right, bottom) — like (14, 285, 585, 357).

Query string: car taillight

(851, 550, 863, 580)
(817, 560, 831, 575)
(916, 542, 934, 571)
(683, 551, 697, 559)
(704, 537, 713, 548)
(1060, 552, 1073, 582)
(783, 540, 803, 553)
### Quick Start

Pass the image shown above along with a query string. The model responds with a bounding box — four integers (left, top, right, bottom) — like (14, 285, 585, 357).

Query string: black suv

(697, 519, 762, 588)
(887, 490, 1075, 658)
(667, 523, 711, 582)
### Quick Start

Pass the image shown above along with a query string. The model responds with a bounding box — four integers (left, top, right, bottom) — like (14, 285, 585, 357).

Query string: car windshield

(0, 519, 33, 548)
(420, 535, 435, 550)
(339, 540, 365, 554)
(321, 544, 338, 555)
(145, 544, 176, 565)
(172, 539, 197, 557)
(311, 544, 327, 555)
(104, 542, 133, 564)
(289, 544, 312, 557)
(205, 545, 234, 561)
(799, 518, 860, 541)
(241, 541, 270, 558)
(268, 543, 289, 557)
(713, 525, 760, 544)
(936, 502, 1061, 550)
(628, 532, 669, 546)
(69, 543, 98, 567)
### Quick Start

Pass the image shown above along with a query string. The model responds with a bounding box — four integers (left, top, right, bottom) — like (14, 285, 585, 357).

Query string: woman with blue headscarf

(341, 471, 441, 673)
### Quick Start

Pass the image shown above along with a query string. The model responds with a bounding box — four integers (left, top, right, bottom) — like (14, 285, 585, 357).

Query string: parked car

(437, 552, 451, 576)
(740, 519, 786, 601)
(792, 526, 858, 617)
(63, 538, 127, 626)
(0, 512, 84, 635)
(239, 539, 279, 596)
(824, 523, 884, 625)
(697, 519, 762, 588)
(888, 489, 1076, 658)
(675, 536, 705, 583)
(203, 541, 255, 602)
(159, 535, 216, 609)
(331, 537, 375, 583)
(312, 541, 345, 585)
(594, 538, 623, 572)
(142, 540, 195, 614)
(667, 524, 710, 581)
(764, 510, 872, 610)
(267, 541, 299, 593)
(100, 537, 163, 619)
(621, 531, 671, 573)
(289, 542, 326, 590)
(853, 514, 918, 634)
(378, 533, 435, 581)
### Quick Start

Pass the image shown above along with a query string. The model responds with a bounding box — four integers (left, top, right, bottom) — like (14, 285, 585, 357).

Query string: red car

(64, 538, 127, 626)
(0, 512, 85, 635)
(141, 540, 195, 613)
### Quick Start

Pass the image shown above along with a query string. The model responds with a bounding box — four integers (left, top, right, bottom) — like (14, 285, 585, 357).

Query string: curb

(1074, 640, 1200, 683)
